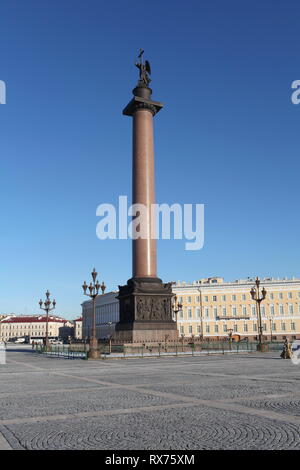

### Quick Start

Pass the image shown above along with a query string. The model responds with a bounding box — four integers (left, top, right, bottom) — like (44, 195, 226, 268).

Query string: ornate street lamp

(82, 268, 105, 359)
(172, 296, 182, 346)
(172, 295, 182, 322)
(250, 277, 268, 352)
(39, 290, 56, 349)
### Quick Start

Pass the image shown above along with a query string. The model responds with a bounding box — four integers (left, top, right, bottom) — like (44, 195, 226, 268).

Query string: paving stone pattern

(0, 345, 300, 450)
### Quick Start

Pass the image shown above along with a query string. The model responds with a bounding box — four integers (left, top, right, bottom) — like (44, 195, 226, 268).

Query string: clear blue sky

(0, 0, 299, 318)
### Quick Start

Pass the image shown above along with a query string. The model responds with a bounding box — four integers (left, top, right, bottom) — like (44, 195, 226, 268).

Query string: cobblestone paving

(1, 345, 300, 450)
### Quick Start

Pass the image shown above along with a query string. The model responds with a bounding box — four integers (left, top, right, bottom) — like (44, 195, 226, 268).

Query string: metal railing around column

(33, 340, 282, 360)
(34, 344, 87, 359)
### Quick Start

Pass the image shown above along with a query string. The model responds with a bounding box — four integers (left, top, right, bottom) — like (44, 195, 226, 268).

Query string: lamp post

(197, 288, 204, 340)
(172, 295, 183, 323)
(39, 290, 56, 350)
(250, 277, 268, 352)
(180, 333, 185, 352)
(104, 321, 113, 354)
(172, 296, 182, 349)
(269, 318, 273, 342)
(82, 268, 104, 359)
(227, 328, 233, 351)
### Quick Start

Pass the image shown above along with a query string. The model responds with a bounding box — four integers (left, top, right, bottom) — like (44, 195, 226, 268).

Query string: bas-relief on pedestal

(116, 278, 178, 343)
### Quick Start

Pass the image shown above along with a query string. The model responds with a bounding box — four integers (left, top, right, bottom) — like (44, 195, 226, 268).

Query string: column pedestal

(115, 278, 178, 343)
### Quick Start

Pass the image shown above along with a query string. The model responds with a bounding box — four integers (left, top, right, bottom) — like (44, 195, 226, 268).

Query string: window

(272, 323, 276, 331)
(242, 306, 247, 315)
(263, 323, 267, 331)
(232, 295, 236, 301)
(233, 324, 238, 332)
(261, 306, 265, 316)
(279, 305, 284, 315)
(214, 324, 219, 333)
(242, 294, 246, 301)
(270, 293, 274, 300)
(188, 325, 193, 334)
(251, 305, 256, 316)
(222, 307, 227, 316)
(206, 324, 210, 333)
(178, 297, 183, 303)
(222, 295, 226, 301)
(188, 308, 192, 319)
(289, 305, 294, 314)
(291, 322, 296, 331)
(279, 293, 283, 299)
(196, 308, 200, 318)
(281, 323, 286, 331)
(212, 296, 217, 302)
(180, 326, 184, 334)
(196, 296, 200, 303)
(197, 325, 201, 333)
(213, 307, 218, 318)
(204, 296, 208, 302)
(179, 310, 183, 319)
(270, 305, 274, 315)
(187, 296, 192, 303)
(288, 292, 293, 299)
(223, 324, 227, 332)
(232, 307, 237, 316)
(244, 324, 248, 332)
(204, 307, 209, 318)
(253, 324, 257, 331)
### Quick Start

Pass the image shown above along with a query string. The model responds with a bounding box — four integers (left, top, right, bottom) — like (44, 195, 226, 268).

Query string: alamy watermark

(0, 80, 6, 104)
(291, 80, 300, 104)
(0, 342, 6, 364)
(96, 196, 204, 251)
(291, 340, 300, 365)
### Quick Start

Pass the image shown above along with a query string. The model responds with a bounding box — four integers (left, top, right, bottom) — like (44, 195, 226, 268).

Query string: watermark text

(96, 196, 204, 251)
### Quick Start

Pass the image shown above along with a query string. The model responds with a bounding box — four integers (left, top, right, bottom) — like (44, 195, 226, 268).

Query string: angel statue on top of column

(135, 49, 151, 86)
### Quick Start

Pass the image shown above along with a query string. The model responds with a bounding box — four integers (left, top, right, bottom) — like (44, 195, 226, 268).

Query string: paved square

(1, 345, 300, 450)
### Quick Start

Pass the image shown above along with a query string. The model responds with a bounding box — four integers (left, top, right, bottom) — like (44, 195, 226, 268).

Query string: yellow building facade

(172, 277, 300, 341)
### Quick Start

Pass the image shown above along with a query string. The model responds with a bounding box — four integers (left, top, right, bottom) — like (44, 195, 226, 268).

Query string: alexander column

(115, 50, 178, 343)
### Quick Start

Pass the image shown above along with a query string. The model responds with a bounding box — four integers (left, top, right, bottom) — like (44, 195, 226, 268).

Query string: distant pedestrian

(280, 338, 293, 359)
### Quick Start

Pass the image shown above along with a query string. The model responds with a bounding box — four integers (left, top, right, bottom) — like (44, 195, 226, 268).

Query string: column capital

(123, 95, 163, 117)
